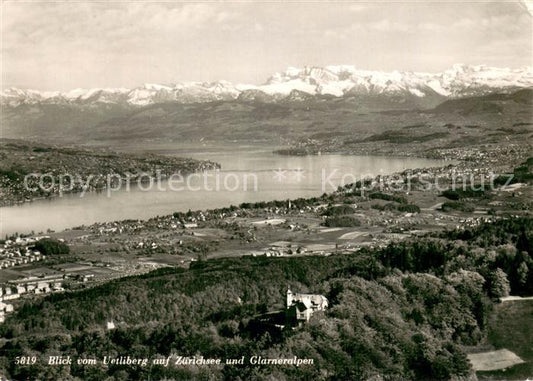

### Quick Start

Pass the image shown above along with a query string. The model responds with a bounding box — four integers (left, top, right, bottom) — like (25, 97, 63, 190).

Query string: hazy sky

(1, 1, 532, 91)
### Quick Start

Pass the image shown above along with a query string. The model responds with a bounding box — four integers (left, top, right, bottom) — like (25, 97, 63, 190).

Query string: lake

(0, 145, 450, 236)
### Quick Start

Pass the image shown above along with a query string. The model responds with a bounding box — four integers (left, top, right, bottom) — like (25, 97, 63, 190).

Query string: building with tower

(286, 287, 328, 324)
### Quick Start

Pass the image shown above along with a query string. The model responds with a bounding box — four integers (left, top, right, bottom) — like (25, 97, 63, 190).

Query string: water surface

(0, 146, 449, 236)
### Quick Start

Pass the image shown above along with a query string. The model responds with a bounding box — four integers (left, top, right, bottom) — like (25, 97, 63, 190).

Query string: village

(0, 234, 173, 323)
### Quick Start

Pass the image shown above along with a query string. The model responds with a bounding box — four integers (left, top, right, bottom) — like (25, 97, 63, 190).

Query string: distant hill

(430, 88, 533, 115)
(1, 84, 532, 153)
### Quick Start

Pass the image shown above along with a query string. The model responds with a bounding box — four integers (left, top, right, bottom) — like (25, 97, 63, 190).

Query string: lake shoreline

(0, 139, 220, 208)
(1, 149, 450, 237)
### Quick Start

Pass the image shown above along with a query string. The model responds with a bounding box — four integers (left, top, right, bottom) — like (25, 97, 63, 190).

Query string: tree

(488, 268, 510, 299)
(517, 261, 529, 288)
(33, 239, 70, 255)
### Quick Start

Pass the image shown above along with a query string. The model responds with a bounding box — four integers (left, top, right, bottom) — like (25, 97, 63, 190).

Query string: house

(2, 288, 19, 300)
(286, 288, 328, 324)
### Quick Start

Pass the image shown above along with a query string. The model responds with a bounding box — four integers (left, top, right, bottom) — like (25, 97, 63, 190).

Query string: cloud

(2, 3, 234, 51)
(370, 20, 411, 32)
(1, 2, 530, 90)
(348, 4, 371, 13)
(1, 2, 246, 89)
(519, 0, 533, 16)
(321, 12, 530, 38)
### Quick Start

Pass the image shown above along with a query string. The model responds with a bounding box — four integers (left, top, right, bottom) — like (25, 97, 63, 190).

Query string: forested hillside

(1, 217, 531, 380)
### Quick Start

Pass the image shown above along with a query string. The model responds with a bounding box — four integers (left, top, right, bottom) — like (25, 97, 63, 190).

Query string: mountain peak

(2, 64, 532, 107)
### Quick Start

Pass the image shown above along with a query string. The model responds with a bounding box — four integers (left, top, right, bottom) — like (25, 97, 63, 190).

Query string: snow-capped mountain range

(2, 64, 532, 107)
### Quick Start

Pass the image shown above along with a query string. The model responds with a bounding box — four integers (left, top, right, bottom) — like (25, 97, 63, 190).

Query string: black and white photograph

(0, 1, 532, 380)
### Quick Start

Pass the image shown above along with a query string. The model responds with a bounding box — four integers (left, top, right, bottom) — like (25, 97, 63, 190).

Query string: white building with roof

(286, 288, 328, 323)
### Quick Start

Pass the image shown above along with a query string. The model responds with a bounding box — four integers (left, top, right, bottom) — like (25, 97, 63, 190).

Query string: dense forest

(0, 217, 531, 380)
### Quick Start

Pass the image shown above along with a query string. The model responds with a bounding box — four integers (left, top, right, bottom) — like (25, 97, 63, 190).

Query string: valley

(2, 1, 532, 379)
(1, 65, 532, 381)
